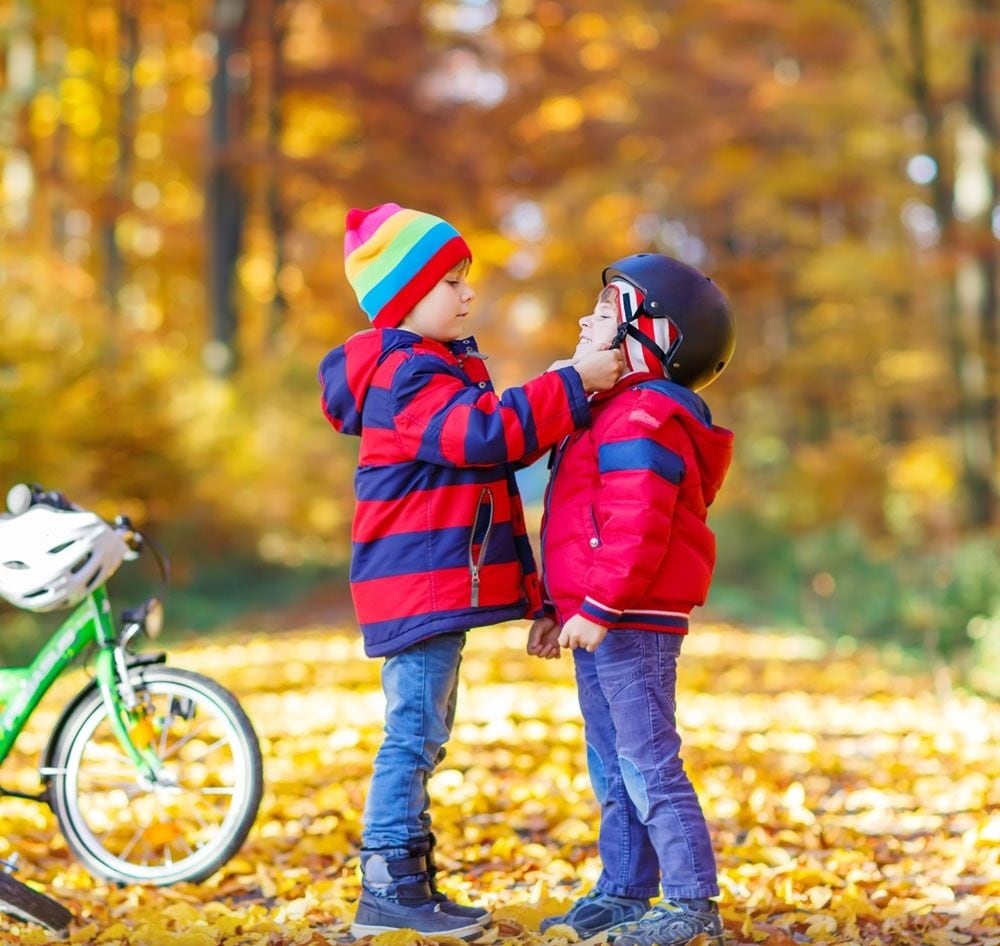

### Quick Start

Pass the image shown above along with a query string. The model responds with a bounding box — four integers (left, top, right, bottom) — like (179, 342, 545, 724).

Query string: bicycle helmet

(602, 253, 735, 391)
(0, 505, 127, 612)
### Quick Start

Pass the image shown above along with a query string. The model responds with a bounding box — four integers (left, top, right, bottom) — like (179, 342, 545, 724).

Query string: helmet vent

(85, 569, 102, 589)
(47, 540, 75, 554)
(23, 587, 47, 598)
(2, 560, 28, 570)
(70, 551, 94, 574)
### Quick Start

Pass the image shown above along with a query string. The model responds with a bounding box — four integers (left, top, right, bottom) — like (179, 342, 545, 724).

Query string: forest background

(1, 0, 999, 694)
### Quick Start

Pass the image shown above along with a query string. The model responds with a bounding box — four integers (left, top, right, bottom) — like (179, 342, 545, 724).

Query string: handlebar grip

(5, 484, 77, 515)
(5, 484, 32, 516)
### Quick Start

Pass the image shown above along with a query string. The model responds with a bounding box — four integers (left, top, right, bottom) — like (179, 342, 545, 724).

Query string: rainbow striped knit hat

(344, 203, 472, 328)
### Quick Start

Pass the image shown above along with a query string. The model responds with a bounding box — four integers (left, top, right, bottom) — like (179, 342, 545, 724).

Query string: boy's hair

(344, 203, 472, 328)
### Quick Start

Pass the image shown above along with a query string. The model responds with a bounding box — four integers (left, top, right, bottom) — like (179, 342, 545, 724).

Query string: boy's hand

(573, 348, 625, 392)
(527, 616, 562, 659)
(558, 614, 609, 652)
(548, 358, 576, 371)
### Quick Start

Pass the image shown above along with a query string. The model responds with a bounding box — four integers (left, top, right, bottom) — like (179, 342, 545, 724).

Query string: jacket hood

(672, 388, 733, 505)
(318, 328, 412, 436)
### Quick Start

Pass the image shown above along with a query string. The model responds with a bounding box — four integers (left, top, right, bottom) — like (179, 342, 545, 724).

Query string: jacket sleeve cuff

(579, 596, 621, 628)
(555, 366, 591, 429)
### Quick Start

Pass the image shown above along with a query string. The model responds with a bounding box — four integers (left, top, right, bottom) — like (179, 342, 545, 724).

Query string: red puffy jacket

(540, 373, 734, 632)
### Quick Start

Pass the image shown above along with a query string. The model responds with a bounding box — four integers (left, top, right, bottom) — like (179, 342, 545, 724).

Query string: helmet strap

(617, 319, 681, 373)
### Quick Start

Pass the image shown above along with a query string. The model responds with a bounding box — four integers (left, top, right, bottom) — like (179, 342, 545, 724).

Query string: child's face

(400, 261, 475, 342)
(574, 285, 620, 358)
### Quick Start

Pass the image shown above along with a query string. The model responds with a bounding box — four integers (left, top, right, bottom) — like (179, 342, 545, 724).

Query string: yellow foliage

(888, 439, 958, 498)
(0, 621, 996, 944)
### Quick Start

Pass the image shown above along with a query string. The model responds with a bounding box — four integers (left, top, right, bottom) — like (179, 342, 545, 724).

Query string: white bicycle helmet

(0, 505, 128, 612)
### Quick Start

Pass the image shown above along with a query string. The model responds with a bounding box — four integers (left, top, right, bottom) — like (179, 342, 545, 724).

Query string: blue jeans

(574, 630, 719, 900)
(362, 632, 466, 848)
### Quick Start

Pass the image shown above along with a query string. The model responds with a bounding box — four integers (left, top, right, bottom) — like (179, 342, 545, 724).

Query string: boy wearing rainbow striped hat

(319, 202, 624, 938)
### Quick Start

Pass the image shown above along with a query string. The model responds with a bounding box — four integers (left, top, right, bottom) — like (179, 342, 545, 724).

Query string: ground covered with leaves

(1, 622, 997, 945)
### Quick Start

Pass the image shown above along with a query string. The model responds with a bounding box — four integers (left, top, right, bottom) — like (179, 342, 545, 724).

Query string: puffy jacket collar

(591, 372, 713, 422)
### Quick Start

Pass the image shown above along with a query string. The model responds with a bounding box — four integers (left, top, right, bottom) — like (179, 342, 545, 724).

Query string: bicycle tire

(48, 666, 263, 885)
(0, 872, 72, 930)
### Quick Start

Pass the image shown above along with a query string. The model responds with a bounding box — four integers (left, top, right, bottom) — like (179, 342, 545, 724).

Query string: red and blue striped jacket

(319, 328, 590, 657)
(540, 373, 733, 633)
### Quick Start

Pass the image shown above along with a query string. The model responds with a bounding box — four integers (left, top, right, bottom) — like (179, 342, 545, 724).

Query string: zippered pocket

(586, 505, 602, 549)
(469, 487, 495, 607)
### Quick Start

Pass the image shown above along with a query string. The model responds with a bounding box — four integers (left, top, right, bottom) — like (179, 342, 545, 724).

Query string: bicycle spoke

(181, 736, 231, 766)
(157, 715, 173, 759)
(189, 807, 212, 834)
(84, 749, 135, 769)
(79, 781, 145, 800)
(156, 720, 212, 761)
(116, 825, 146, 863)
(77, 769, 138, 784)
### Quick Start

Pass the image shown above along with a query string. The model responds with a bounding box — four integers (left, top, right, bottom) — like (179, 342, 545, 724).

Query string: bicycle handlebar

(6, 484, 145, 553)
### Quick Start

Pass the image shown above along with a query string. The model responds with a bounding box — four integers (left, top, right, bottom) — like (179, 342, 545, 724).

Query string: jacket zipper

(539, 435, 571, 594)
(587, 506, 602, 547)
(469, 487, 495, 607)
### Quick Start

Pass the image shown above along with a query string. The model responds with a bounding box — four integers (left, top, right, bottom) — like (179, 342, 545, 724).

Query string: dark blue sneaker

(540, 890, 650, 938)
(351, 889, 484, 939)
(608, 898, 725, 946)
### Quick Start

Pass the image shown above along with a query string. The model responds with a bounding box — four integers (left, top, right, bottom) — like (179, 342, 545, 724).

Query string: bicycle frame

(0, 586, 162, 786)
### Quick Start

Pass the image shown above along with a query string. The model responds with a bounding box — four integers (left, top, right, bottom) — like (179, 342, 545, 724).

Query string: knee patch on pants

(620, 757, 650, 820)
(586, 742, 609, 804)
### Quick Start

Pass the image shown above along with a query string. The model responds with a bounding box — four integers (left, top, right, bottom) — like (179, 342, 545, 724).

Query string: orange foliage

(0, 622, 996, 944)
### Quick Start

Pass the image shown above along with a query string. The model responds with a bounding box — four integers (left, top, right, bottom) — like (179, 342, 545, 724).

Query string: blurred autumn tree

(0, 0, 998, 666)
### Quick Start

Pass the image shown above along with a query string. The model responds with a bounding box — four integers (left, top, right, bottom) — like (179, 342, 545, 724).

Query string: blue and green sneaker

(540, 890, 650, 938)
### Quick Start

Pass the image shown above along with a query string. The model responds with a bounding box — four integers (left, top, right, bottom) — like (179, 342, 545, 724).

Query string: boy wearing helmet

(320, 203, 624, 940)
(528, 254, 735, 946)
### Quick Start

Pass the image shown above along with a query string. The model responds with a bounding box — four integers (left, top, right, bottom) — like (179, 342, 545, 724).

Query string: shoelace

(646, 901, 683, 919)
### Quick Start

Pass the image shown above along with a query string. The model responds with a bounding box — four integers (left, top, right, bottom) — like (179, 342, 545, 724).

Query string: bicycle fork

(96, 646, 176, 788)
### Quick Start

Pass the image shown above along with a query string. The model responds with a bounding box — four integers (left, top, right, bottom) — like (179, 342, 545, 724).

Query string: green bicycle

(0, 484, 263, 887)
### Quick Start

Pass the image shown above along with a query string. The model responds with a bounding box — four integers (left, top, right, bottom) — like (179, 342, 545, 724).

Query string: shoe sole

(351, 920, 484, 939)
(609, 934, 725, 946)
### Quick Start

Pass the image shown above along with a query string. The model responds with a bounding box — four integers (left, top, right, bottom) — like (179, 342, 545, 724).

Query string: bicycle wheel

(48, 666, 263, 885)
(0, 872, 72, 930)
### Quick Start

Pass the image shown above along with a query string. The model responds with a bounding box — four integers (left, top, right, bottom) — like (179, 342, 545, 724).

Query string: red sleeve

(390, 359, 590, 467)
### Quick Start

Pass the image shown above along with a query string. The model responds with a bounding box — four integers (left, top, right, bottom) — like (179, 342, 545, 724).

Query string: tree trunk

(968, 0, 999, 515)
(898, 0, 997, 526)
(265, 0, 288, 346)
(102, 0, 138, 337)
(206, 0, 248, 376)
